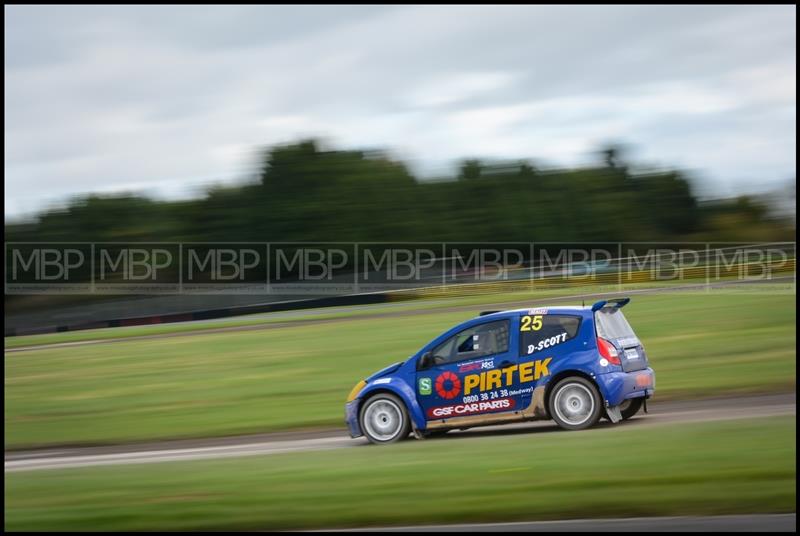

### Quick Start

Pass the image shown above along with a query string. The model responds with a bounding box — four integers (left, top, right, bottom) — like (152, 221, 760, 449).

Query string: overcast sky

(4, 5, 796, 219)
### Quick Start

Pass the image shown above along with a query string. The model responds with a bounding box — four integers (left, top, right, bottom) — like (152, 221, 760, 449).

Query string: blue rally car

(345, 298, 655, 444)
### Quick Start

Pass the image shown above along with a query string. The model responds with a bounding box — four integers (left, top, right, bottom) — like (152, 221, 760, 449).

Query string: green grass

(4, 417, 796, 531)
(4, 291, 796, 449)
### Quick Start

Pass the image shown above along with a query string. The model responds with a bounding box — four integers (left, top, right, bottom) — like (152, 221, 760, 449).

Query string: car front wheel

(359, 393, 411, 444)
(548, 377, 603, 431)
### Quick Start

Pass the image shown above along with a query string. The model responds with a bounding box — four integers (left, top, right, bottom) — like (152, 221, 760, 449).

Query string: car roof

(476, 305, 592, 320)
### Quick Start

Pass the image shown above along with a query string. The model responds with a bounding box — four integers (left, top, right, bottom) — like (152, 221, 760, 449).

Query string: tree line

(5, 139, 795, 244)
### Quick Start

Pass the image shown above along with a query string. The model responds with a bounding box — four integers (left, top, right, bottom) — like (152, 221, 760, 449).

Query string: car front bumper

(344, 400, 362, 438)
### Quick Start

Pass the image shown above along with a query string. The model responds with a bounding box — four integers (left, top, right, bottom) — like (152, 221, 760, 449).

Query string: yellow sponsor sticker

(463, 358, 552, 395)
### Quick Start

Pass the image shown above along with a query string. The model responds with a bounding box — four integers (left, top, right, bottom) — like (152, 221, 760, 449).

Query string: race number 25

(520, 315, 543, 331)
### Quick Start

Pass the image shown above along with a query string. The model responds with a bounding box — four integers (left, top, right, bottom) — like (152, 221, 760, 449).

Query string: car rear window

(594, 308, 636, 339)
(519, 314, 582, 356)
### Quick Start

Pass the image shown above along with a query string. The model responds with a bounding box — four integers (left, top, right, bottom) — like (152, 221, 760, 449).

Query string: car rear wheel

(619, 397, 643, 420)
(359, 393, 411, 444)
(548, 377, 603, 431)
(603, 397, 644, 422)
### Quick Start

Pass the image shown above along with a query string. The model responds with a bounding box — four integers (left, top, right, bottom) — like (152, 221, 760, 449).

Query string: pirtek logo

(462, 358, 552, 395)
(434, 371, 461, 399)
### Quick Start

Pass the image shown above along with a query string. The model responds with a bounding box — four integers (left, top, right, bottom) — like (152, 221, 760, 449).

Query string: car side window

(431, 320, 509, 365)
(519, 314, 581, 356)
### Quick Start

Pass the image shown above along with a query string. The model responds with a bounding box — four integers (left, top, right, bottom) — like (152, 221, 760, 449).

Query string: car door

(516, 312, 584, 412)
(415, 319, 523, 425)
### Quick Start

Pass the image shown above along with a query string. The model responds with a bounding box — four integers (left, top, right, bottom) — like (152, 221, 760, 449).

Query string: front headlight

(346, 380, 367, 402)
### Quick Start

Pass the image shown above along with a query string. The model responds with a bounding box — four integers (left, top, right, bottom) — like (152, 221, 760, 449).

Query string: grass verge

(4, 416, 796, 531)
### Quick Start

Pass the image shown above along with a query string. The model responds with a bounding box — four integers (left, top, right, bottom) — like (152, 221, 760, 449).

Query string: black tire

(603, 398, 644, 422)
(619, 398, 644, 420)
(548, 376, 603, 431)
(359, 393, 411, 444)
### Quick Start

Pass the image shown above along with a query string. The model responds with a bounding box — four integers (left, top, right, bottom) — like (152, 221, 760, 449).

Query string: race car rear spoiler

(591, 297, 630, 312)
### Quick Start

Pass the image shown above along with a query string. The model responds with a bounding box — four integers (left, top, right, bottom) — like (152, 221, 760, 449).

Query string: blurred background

(4, 4, 796, 532)
(5, 5, 796, 333)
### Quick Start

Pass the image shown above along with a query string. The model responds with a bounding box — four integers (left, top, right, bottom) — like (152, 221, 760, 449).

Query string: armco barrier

(383, 258, 796, 300)
(4, 292, 396, 337)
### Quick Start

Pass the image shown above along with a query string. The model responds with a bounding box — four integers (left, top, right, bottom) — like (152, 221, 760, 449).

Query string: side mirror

(418, 351, 434, 370)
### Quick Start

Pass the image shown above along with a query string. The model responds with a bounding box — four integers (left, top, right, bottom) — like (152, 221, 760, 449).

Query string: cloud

(405, 71, 521, 108)
(4, 5, 796, 218)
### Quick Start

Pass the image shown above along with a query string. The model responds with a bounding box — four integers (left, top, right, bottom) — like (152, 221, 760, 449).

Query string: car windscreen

(594, 308, 636, 339)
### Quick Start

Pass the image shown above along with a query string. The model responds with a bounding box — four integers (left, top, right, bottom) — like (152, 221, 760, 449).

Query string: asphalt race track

(5, 392, 794, 472)
(323, 514, 796, 532)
